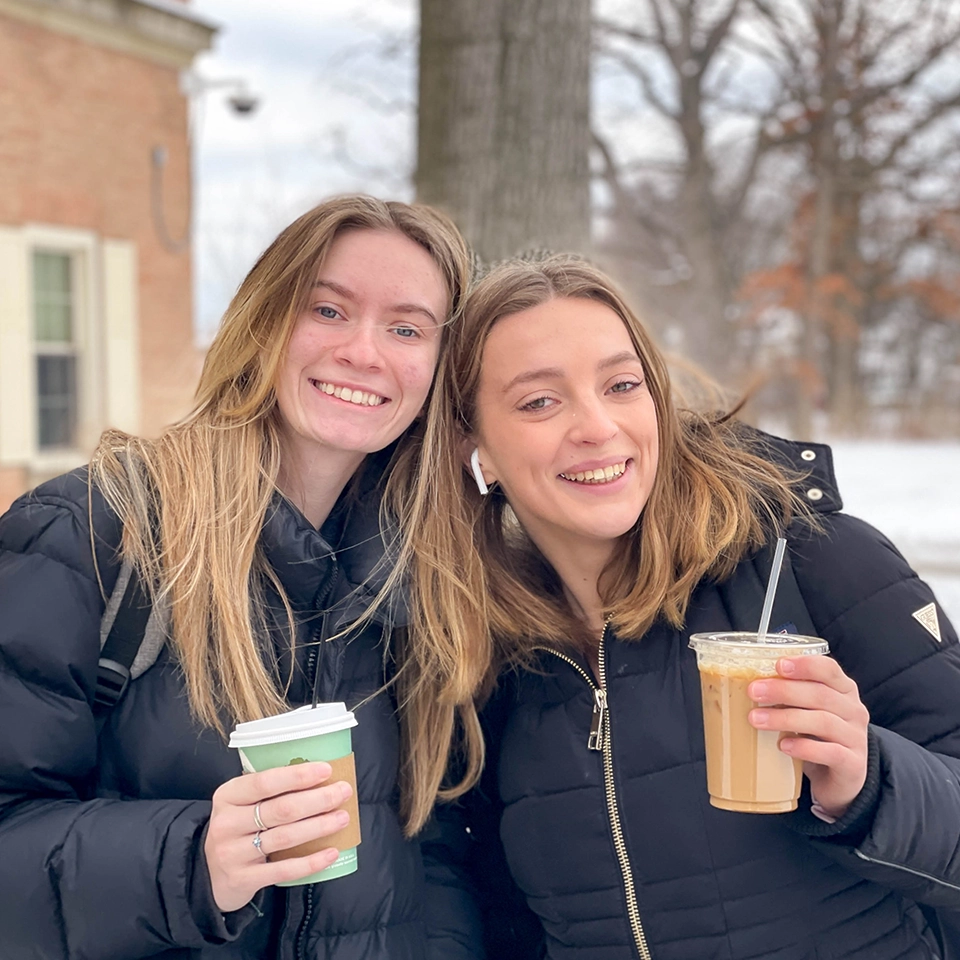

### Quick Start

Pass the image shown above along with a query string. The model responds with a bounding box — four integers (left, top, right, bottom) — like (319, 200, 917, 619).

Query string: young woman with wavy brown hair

(0, 195, 470, 960)
(398, 255, 960, 960)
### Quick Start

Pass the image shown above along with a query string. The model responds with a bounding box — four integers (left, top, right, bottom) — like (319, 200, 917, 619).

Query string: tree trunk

(795, 162, 834, 441)
(827, 330, 861, 434)
(676, 108, 735, 375)
(416, 0, 591, 263)
(793, 1, 844, 441)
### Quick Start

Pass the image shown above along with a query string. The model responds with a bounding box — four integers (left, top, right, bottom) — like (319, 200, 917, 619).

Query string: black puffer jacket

(426, 436, 960, 960)
(0, 464, 425, 960)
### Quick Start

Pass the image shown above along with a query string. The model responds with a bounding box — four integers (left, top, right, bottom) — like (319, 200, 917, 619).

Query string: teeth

(315, 381, 386, 406)
(560, 462, 627, 484)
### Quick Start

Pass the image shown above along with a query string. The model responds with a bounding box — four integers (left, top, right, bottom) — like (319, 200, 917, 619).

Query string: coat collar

(259, 494, 340, 610)
(258, 447, 406, 626)
(741, 426, 843, 514)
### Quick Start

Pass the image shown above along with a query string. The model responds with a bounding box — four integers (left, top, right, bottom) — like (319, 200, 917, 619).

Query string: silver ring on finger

(252, 830, 266, 858)
(253, 802, 267, 832)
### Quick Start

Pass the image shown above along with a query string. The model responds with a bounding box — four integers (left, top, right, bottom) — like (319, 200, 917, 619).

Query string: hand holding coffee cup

(747, 653, 869, 820)
(690, 538, 869, 817)
(690, 632, 831, 812)
(204, 761, 352, 913)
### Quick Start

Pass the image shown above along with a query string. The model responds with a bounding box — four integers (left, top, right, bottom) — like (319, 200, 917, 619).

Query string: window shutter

(102, 239, 140, 435)
(0, 228, 34, 462)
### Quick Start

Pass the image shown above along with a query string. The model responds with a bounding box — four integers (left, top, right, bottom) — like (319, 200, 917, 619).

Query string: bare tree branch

(722, 124, 774, 223)
(593, 17, 657, 46)
(871, 91, 960, 172)
(649, 0, 677, 67)
(858, 11, 913, 74)
(851, 20, 960, 112)
(592, 131, 682, 242)
(747, 0, 810, 80)
(701, 0, 743, 70)
(601, 47, 678, 118)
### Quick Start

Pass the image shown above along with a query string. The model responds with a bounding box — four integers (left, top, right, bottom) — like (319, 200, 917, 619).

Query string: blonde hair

(390, 254, 810, 833)
(90, 195, 470, 740)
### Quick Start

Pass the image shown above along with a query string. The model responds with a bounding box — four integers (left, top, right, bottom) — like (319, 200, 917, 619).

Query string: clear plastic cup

(689, 632, 829, 813)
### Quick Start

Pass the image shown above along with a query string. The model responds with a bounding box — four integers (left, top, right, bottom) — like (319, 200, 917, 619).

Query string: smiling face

(274, 227, 448, 477)
(472, 296, 659, 566)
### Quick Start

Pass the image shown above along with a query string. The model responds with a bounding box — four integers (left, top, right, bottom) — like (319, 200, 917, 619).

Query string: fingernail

(780, 738, 794, 752)
(339, 781, 352, 800)
(336, 809, 350, 826)
(751, 709, 769, 725)
(751, 681, 768, 700)
(779, 659, 796, 675)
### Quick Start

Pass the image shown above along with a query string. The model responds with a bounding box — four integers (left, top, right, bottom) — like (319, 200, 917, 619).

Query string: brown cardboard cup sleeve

(267, 752, 362, 861)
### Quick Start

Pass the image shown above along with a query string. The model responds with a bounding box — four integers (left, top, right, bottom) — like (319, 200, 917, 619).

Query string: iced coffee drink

(689, 632, 829, 813)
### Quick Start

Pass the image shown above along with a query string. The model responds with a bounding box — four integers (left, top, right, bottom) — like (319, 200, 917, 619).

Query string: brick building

(0, 0, 215, 510)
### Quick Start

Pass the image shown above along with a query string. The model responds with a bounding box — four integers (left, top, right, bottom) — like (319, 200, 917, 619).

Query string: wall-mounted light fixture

(151, 74, 260, 253)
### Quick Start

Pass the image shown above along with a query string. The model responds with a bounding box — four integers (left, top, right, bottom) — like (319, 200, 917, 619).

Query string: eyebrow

(500, 350, 642, 394)
(313, 279, 439, 324)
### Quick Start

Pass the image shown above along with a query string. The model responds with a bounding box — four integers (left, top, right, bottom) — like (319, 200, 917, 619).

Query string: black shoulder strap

(95, 566, 152, 713)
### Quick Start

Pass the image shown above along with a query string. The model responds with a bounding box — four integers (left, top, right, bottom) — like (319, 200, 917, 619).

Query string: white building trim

(0, 223, 140, 476)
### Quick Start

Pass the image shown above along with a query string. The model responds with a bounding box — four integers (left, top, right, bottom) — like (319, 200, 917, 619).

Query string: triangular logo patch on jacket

(912, 602, 942, 642)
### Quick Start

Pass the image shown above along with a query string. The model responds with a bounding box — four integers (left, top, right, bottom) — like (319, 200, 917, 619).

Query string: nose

(333, 319, 382, 370)
(568, 395, 618, 445)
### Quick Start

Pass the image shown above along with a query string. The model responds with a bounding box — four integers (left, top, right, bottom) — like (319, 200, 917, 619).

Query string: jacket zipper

(305, 563, 341, 703)
(542, 623, 653, 960)
(294, 885, 315, 960)
(305, 621, 324, 698)
(294, 561, 340, 960)
(853, 849, 960, 892)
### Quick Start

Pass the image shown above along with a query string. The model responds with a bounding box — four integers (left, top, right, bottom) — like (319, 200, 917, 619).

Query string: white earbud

(470, 447, 489, 496)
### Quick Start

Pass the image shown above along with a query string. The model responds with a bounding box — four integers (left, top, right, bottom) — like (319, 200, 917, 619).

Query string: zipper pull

(588, 687, 607, 751)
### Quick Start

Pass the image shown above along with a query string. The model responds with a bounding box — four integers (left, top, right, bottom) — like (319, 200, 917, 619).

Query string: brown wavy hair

(389, 253, 810, 833)
(89, 195, 471, 756)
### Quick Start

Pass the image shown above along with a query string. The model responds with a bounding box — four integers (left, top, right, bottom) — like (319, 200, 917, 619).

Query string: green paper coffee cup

(228, 703, 360, 884)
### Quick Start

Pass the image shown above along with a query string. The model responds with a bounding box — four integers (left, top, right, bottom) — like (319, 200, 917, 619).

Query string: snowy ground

(829, 440, 960, 629)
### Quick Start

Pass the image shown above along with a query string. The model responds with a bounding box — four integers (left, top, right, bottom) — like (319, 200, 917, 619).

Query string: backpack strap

(95, 560, 152, 711)
(95, 557, 169, 735)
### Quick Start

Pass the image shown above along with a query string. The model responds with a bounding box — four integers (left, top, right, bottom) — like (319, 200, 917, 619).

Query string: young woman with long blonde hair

(400, 255, 960, 960)
(0, 195, 470, 960)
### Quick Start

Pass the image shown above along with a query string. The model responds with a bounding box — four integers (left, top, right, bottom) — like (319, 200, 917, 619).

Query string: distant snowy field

(829, 440, 960, 629)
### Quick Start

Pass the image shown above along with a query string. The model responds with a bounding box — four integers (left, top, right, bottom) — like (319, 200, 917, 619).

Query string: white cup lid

(228, 702, 357, 748)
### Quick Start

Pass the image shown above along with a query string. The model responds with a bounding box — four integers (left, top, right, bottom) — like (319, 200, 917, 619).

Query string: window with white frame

(33, 250, 80, 450)
(0, 224, 140, 474)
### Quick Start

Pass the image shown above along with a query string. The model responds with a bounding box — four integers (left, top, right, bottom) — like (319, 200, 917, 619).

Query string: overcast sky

(187, 0, 419, 340)
(185, 0, 733, 342)
(183, 0, 679, 340)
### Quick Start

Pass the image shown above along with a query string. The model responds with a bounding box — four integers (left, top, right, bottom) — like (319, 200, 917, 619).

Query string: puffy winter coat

(0, 463, 426, 960)
(426, 435, 960, 960)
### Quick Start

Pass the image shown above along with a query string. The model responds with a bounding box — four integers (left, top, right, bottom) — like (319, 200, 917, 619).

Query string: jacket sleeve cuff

(189, 820, 269, 943)
(787, 727, 882, 845)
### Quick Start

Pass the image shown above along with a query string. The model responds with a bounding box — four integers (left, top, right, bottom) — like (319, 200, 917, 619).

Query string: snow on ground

(829, 440, 960, 629)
